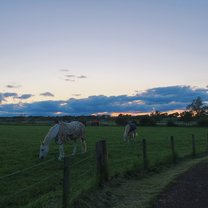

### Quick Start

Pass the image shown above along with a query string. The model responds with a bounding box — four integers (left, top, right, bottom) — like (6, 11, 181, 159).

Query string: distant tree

(197, 119, 208, 127)
(180, 111, 193, 123)
(166, 120, 177, 127)
(186, 97, 205, 116)
(139, 115, 156, 126)
(169, 112, 180, 118)
(115, 114, 131, 126)
(150, 110, 161, 122)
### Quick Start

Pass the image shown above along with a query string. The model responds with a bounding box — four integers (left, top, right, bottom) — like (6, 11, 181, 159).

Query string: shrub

(197, 119, 208, 127)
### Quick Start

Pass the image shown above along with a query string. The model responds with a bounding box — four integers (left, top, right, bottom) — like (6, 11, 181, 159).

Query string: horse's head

(39, 143, 49, 159)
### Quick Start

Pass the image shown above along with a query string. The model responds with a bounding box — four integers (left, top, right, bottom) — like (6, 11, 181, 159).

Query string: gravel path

(153, 162, 208, 208)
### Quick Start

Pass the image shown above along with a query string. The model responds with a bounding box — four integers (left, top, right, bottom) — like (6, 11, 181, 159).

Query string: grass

(106, 156, 208, 208)
(0, 125, 208, 207)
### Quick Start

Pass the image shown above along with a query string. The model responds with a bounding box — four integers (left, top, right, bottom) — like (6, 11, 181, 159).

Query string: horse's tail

(123, 124, 130, 141)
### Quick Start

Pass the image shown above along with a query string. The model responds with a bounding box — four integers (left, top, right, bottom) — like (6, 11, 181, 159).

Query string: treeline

(0, 112, 208, 127)
(115, 96, 208, 127)
(0, 115, 106, 126)
(0, 97, 208, 127)
(115, 112, 208, 127)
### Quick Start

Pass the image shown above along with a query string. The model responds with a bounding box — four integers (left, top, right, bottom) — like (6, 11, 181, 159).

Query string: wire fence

(1, 132, 208, 208)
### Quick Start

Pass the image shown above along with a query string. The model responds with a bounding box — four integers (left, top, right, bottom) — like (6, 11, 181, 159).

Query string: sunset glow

(1, 1, 208, 116)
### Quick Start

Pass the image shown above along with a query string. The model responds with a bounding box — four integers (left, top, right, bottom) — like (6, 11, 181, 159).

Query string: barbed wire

(66, 149, 94, 158)
(110, 157, 139, 165)
(71, 155, 94, 168)
(0, 157, 56, 180)
(72, 168, 94, 183)
(1, 133, 208, 207)
(13, 172, 61, 196)
(108, 151, 140, 157)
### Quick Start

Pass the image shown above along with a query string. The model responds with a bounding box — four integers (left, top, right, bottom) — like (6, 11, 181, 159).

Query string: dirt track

(153, 162, 208, 208)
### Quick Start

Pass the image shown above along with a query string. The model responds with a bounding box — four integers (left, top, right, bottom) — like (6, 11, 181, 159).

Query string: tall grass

(0, 125, 207, 207)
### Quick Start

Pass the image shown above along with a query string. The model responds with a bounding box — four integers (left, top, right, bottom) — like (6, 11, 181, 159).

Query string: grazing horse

(39, 121, 86, 160)
(123, 122, 137, 143)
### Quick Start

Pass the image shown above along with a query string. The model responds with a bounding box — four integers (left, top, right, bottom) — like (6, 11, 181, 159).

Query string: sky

(0, 0, 208, 116)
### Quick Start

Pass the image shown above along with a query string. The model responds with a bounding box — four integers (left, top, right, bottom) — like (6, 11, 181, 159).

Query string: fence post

(96, 140, 109, 186)
(142, 139, 148, 170)
(206, 133, 208, 151)
(192, 134, 196, 157)
(170, 136, 177, 163)
(63, 156, 70, 208)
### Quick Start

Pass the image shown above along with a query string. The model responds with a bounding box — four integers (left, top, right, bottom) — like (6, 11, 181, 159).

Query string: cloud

(72, 94, 81, 97)
(62, 73, 87, 82)
(40, 92, 54, 97)
(65, 79, 75, 82)
(0, 92, 18, 103)
(60, 69, 70, 72)
(64, 74, 87, 82)
(0, 92, 34, 103)
(3, 92, 18, 98)
(1, 85, 208, 116)
(66, 75, 75, 78)
(18, 94, 33, 100)
(6, 84, 21, 88)
(77, 75, 87, 79)
(0, 93, 5, 103)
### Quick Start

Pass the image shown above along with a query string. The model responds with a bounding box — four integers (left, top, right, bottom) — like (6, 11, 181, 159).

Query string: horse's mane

(123, 124, 130, 140)
(57, 122, 71, 144)
(43, 124, 60, 145)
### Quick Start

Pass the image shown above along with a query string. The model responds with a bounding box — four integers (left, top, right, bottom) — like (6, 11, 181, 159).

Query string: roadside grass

(113, 156, 208, 208)
(76, 156, 208, 208)
(0, 125, 208, 207)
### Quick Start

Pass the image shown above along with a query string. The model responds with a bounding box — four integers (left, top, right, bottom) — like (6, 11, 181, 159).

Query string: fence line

(0, 157, 56, 180)
(2, 132, 208, 208)
(13, 173, 60, 196)
(71, 154, 94, 167)
(72, 169, 94, 183)
(109, 157, 138, 165)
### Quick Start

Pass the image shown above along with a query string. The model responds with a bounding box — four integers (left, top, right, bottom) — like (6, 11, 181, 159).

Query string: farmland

(0, 125, 208, 208)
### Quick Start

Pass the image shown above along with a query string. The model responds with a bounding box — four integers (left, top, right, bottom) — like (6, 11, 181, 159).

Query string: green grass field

(0, 125, 208, 208)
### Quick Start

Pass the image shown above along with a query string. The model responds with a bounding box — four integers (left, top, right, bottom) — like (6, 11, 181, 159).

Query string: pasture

(0, 125, 208, 208)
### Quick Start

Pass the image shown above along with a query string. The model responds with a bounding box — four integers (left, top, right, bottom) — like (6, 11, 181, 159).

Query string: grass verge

(75, 155, 208, 208)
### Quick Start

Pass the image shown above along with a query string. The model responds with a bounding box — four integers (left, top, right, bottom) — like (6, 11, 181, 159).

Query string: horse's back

(66, 121, 85, 131)
(64, 121, 85, 138)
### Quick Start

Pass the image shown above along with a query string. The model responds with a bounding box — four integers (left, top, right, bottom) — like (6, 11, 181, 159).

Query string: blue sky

(1, 0, 208, 116)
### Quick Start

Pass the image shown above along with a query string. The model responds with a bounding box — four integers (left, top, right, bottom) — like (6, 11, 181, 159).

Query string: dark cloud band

(0, 85, 208, 116)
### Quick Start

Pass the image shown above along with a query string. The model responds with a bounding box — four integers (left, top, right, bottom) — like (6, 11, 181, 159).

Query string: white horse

(39, 121, 86, 160)
(123, 122, 137, 143)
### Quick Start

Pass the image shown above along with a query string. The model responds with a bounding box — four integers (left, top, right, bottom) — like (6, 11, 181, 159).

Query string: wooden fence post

(96, 140, 109, 186)
(206, 133, 208, 151)
(142, 139, 148, 170)
(192, 134, 196, 157)
(170, 136, 177, 163)
(63, 156, 70, 208)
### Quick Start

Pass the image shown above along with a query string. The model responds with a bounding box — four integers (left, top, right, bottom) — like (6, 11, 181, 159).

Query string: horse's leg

(58, 144, 65, 160)
(72, 141, 77, 155)
(129, 132, 134, 144)
(123, 131, 127, 142)
(81, 138, 87, 153)
(124, 125, 130, 142)
(127, 133, 130, 143)
(123, 134, 127, 142)
(132, 133, 135, 143)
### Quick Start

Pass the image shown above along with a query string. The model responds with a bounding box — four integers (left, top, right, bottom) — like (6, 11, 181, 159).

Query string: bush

(197, 119, 208, 127)
(166, 121, 177, 127)
(139, 116, 156, 126)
